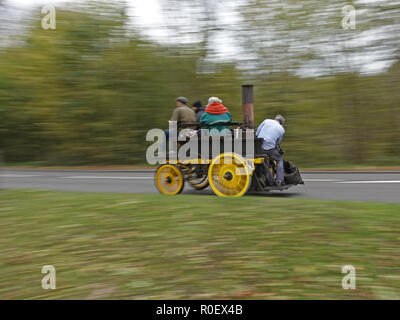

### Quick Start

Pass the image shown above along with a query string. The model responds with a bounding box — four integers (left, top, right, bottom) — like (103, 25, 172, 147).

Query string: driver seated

(256, 115, 286, 188)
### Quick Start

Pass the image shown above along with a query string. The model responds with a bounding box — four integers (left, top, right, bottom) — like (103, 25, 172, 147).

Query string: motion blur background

(1, 0, 399, 167)
(2, 0, 400, 300)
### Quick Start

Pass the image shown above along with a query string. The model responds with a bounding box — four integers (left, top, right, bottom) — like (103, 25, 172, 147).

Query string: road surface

(1, 169, 400, 203)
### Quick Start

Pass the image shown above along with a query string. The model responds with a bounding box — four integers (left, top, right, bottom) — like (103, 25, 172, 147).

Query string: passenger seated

(199, 97, 232, 136)
(162, 97, 196, 156)
(191, 100, 204, 122)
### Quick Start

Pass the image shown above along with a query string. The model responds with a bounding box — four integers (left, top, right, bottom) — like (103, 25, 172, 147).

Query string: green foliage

(0, 6, 399, 167)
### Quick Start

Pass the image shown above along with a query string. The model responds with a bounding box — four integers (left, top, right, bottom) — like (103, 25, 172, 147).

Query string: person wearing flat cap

(170, 97, 196, 124)
(163, 97, 196, 156)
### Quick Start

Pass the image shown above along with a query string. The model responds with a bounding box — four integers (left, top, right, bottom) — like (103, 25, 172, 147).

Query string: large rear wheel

(208, 153, 251, 197)
(155, 164, 184, 195)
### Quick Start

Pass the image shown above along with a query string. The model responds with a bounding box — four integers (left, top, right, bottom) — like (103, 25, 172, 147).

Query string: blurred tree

(0, 1, 399, 167)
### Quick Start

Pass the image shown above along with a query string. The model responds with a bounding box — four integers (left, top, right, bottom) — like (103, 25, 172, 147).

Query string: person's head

(176, 96, 188, 107)
(192, 100, 203, 112)
(275, 114, 285, 125)
(207, 97, 222, 105)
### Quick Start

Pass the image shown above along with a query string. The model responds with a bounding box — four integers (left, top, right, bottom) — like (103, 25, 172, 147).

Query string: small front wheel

(155, 164, 184, 195)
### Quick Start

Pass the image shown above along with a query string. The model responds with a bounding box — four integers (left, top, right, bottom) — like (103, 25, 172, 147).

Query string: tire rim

(208, 153, 251, 197)
(155, 164, 184, 195)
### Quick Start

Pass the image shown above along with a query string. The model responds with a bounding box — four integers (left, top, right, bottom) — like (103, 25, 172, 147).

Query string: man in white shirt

(256, 115, 286, 186)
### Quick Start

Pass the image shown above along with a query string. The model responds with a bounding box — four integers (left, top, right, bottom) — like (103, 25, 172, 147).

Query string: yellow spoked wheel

(189, 176, 209, 190)
(155, 164, 184, 195)
(186, 165, 209, 190)
(208, 153, 251, 197)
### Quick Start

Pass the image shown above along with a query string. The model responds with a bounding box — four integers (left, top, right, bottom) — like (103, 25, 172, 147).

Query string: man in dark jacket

(191, 100, 204, 122)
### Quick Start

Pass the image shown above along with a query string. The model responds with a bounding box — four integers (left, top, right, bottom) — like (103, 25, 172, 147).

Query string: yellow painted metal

(166, 158, 210, 165)
(155, 164, 184, 195)
(164, 157, 264, 165)
(208, 153, 251, 197)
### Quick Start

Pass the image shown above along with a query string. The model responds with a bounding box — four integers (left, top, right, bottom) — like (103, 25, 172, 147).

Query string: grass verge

(1, 189, 400, 299)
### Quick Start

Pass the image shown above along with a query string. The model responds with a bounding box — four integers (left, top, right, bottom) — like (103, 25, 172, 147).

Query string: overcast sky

(3, 0, 399, 77)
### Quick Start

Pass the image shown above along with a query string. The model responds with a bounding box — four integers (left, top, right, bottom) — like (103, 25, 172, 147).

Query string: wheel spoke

(208, 153, 251, 197)
(155, 164, 184, 195)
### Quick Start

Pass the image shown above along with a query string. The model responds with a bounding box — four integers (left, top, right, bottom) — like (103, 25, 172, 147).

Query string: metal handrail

(178, 121, 243, 128)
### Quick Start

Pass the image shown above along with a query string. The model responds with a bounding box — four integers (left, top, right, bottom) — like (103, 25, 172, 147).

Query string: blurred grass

(1, 189, 400, 299)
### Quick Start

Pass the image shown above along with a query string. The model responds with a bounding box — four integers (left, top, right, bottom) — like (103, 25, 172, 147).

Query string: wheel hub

(223, 171, 233, 181)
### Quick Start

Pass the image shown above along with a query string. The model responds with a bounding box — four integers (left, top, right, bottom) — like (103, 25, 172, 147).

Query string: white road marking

(336, 180, 400, 184)
(0, 174, 40, 178)
(61, 176, 153, 180)
(303, 179, 341, 182)
(2, 173, 400, 185)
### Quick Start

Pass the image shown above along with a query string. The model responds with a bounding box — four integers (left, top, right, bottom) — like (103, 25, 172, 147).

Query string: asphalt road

(1, 169, 400, 203)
